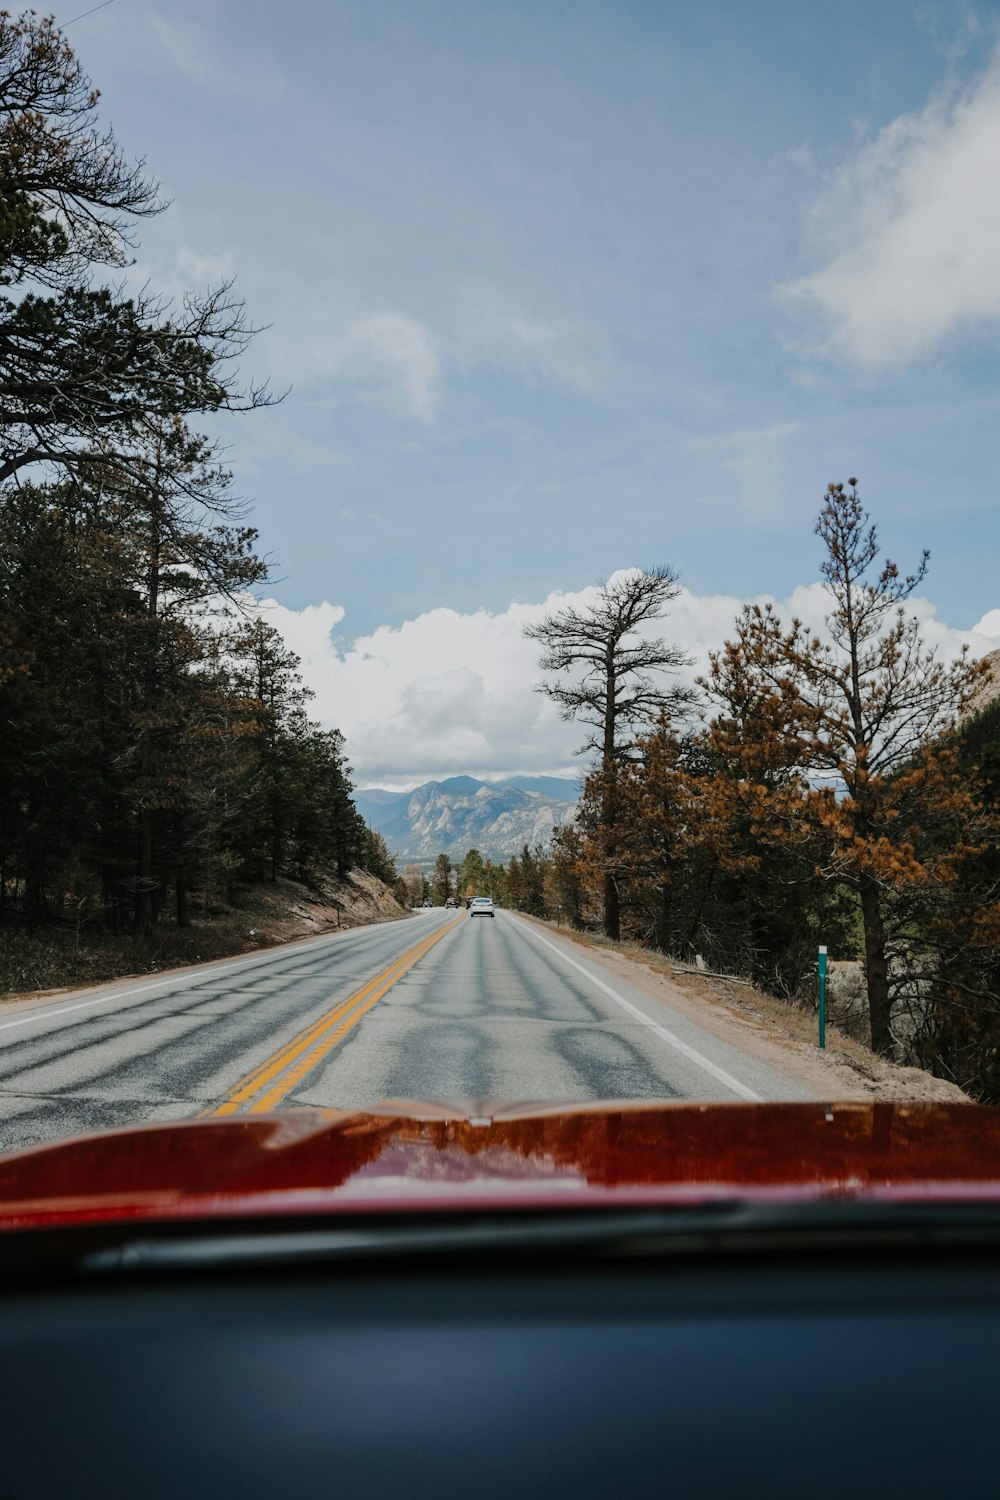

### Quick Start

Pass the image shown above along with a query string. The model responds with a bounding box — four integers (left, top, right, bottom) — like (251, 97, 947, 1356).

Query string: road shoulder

(0, 880, 418, 1018)
(514, 916, 971, 1105)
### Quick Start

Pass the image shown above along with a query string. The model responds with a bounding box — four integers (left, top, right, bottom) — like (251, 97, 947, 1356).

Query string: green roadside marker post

(557, 904, 562, 928)
(818, 945, 828, 1049)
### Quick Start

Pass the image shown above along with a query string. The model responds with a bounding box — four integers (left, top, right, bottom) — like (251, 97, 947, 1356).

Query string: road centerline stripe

(212, 914, 464, 1115)
(508, 915, 762, 1102)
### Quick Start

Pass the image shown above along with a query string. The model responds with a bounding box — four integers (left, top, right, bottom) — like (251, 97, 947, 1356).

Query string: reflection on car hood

(0, 1100, 999, 1229)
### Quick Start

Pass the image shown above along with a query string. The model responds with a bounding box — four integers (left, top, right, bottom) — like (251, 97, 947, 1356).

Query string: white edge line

(0, 917, 441, 1037)
(508, 915, 762, 1102)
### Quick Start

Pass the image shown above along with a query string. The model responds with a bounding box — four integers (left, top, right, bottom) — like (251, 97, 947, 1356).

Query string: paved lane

(0, 913, 454, 1154)
(0, 908, 810, 1155)
(290, 912, 810, 1109)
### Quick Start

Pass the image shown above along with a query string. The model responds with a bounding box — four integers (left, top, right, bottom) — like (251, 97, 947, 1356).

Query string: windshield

(0, 1, 997, 1190)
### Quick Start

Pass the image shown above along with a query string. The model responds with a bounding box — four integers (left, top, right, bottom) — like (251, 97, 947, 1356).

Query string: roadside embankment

(518, 915, 972, 1105)
(0, 870, 410, 1005)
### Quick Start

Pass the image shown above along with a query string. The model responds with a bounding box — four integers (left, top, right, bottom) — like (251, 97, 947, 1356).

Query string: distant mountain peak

(352, 774, 579, 864)
(434, 775, 486, 794)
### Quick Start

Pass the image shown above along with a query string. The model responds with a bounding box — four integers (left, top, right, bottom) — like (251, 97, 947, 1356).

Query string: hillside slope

(0, 872, 411, 1003)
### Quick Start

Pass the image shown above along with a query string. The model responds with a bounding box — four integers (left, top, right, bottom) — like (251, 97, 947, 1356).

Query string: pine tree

(0, 13, 272, 489)
(431, 853, 453, 906)
(706, 481, 978, 1052)
(525, 568, 690, 939)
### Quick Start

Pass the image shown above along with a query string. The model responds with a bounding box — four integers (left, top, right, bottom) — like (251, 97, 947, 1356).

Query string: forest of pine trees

(0, 14, 395, 970)
(534, 489, 1000, 1100)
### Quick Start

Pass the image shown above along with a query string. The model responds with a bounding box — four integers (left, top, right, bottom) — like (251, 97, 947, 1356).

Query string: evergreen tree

(458, 848, 486, 902)
(706, 481, 977, 1051)
(431, 853, 453, 906)
(525, 568, 690, 939)
(909, 699, 1000, 1097)
(0, 13, 272, 489)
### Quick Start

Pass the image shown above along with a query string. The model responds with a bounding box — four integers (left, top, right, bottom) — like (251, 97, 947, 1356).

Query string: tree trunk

(174, 811, 190, 927)
(24, 867, 45, 926)
(24, 792, 46, 925)
(859, 875, 893, 1055)
(133, 470, 166, 937)
(684, 865, 715, 956)
(601, 654, 620, 940)
(134, 810, 153, 935)
(95, 657, 122, 931)
(653, 878, 672, 954)
(603, 871, 620, 942)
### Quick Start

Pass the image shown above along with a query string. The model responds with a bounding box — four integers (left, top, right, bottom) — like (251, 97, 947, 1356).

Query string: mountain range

(353, 775, 580, 865)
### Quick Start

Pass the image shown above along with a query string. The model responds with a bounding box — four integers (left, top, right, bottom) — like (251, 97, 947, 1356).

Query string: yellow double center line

(212, 914, 464, 1116)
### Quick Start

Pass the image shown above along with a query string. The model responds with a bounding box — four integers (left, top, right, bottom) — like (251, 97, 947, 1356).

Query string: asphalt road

(0, 909, 811, 1154)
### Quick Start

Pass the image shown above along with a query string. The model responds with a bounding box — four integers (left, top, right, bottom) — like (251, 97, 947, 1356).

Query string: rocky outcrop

(964, 647, 1000, 720)
(354, 775, 578, 864)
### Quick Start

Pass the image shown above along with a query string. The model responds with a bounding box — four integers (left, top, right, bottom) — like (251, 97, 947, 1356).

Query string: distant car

(445, 897, 457, 908)
(469, 897, 495, 918)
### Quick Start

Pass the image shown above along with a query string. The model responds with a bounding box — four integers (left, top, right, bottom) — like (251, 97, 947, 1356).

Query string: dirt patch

(226, 870, 411, 945)
(521, 917, 972, 1105)
(0, 870, 411, 1008)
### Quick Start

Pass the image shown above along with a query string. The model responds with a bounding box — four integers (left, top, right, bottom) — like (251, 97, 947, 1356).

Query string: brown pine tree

(706, 480, 980, 1054)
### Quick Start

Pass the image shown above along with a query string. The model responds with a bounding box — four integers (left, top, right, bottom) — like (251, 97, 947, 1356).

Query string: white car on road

(469, 897, 496, 918)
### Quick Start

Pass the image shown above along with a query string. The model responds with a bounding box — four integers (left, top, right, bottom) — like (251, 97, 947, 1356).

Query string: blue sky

(64, 0, 1000, 780)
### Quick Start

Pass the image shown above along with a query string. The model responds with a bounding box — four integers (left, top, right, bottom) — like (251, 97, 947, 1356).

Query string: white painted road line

(0, 958, 270, 1033)
(509, 916, 763, 1102)
(0, 923, 402, 1036)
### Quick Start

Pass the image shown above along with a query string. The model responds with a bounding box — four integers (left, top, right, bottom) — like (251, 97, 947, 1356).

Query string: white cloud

(323, 313, 440, 422)
(449, 281, 612, 397)
(775, 142, 815, 172)
(259, 600, 346, 666)
(972, 606, 1000, 637)
(258, 593, 571, 784)
(130, 244, 236, 306)
(781, 583, 1000, 664)
(265, 288, 608, 423)
(174, 246, 236, 288)
(257, 576, 1000, 787)
(780, 50, 1000, 367)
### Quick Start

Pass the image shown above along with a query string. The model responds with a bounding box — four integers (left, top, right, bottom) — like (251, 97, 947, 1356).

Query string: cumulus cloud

(780, 50, 1000, 368)
(256, 575, 1000, 789)
(258, 593, 570, 785)
(975, 607, 1000, 636)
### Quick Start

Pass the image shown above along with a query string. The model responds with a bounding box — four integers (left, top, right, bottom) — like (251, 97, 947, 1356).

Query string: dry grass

(0, 871, 409, 1003)
(526, 916, 972, 1104)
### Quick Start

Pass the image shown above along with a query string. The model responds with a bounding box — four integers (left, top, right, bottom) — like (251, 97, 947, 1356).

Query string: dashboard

(2, 1213, 998, 1498)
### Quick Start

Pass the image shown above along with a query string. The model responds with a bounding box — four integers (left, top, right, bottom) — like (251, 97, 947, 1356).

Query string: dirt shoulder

(0, 870, 411, 1010)
(518, 916, 972, 1105)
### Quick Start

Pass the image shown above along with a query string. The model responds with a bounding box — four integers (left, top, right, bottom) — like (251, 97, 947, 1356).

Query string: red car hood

(0, 1100, 998, 1230)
